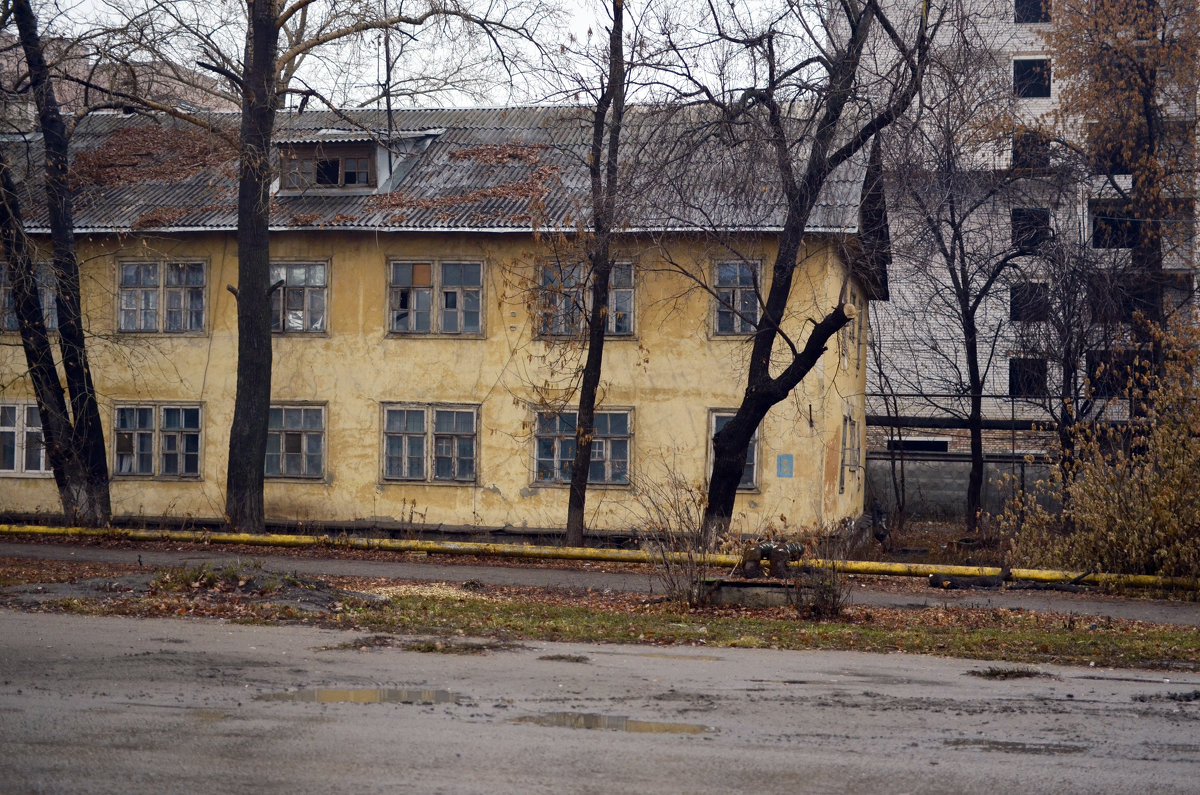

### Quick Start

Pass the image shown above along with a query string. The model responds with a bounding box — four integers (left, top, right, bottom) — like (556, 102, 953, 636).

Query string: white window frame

(534, 409, 631, 486)
(0, 403, 51, 476)
(117, 261, 206, 334)
(381, 404, 478, 483)
(539, 261, 635, 337)
(710, 410, 758, 491)
(714, 261, 760, 335)
(1, 264, 57, 333)
(114, 404, 203, 479)
(271, 262, 327, 333)
(388, 260, 483, 336)
(265, 404, 325, 479)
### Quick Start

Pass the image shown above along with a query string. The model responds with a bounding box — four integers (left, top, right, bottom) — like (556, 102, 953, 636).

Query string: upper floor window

(1087, 349, 1141, 398)
(1, 263, 56, 332)
(1009, 357, 1048, 398)
(1012, 207, 1052, 252)
(534, 410, 630, 485)
(1014, 0, 1050, 24)
(1010, 282, 1050, 322)
(0, 403, 49, 475)
(281, 147, 374, 190)
(382, 404, 478, 483)
(1012, 129, 1051, 170)
(715, 262, 759, 335)
(711, 412, 757, 490)
(114, 404, 202, 478)
(1089, 200, 1141, 249)
(118, 261, 205, 333)
(1014, 59, 1051, 98)
(1088, 124, 1133, 176)
(539, 261, 635, 337)
(271, 263, 326, 333)
(389, 261, 481, 335)
(1088, 273, 1159, 324)
(266, 404, 324, 478)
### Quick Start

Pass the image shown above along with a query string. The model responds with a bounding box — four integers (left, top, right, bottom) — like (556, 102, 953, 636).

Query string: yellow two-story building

(0, 106, 882, 535)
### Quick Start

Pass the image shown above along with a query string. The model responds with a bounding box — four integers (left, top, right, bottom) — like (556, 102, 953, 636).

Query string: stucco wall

(0, 229, 868, 534)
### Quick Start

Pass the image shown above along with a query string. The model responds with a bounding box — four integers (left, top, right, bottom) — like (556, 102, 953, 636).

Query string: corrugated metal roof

(10, 106, 868, 236)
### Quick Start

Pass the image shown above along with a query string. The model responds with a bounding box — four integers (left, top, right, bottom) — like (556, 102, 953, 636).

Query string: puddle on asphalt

(510, 712, 711, 734)
(257, 688, 467, 705)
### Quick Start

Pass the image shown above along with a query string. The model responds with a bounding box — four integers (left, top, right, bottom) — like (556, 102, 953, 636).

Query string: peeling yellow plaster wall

(0, 229, 868, 533)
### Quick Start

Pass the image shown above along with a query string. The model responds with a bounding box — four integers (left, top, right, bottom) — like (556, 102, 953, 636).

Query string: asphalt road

(4, 539, 1200, 626)
(1, 610, 1198, 794)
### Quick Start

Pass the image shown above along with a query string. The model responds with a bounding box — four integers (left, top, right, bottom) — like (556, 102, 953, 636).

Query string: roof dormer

(274, 128, 442, 196)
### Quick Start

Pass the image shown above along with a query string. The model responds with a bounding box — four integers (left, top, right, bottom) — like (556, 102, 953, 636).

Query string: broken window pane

(272, 263, 328, 333)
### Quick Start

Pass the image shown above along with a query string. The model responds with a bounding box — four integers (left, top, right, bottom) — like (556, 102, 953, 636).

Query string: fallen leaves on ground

(2, 555, 1197, 670)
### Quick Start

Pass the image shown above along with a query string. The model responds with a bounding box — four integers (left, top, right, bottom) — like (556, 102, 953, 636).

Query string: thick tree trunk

(564, 0, 624, 546)
(696, 13, 893, 533)
(960, 290, 984, 532)
(0, 153, 91, 519)
(12, 0, 110, 525)
(224, 0, 281, 532)
(706, 400, 771, 532)
(966, 391, 983, 533)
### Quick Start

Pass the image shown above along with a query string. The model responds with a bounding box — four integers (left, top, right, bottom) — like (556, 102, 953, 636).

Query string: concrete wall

(865, 453, 1053, 520)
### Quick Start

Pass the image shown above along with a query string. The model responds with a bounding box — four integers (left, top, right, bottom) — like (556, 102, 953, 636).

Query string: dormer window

(281, 146, 375, 190)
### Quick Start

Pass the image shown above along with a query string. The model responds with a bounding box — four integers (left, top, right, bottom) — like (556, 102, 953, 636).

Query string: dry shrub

(788, 530, 852, 620)
(1002, 316, 1200, 580)
(630, 465, 732, 607)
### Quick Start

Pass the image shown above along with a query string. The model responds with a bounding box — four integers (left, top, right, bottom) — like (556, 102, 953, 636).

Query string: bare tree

(655, 0, 938, 533)
(875, 12, 1054, 532)
(0, 0, 111, 525)
(559, 0, 627, 546)
(1008, 236, 1127, 468)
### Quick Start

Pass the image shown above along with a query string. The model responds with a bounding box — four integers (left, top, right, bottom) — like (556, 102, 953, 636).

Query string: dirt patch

(0, 556, 142, 587)
(0, 560, 368, 622)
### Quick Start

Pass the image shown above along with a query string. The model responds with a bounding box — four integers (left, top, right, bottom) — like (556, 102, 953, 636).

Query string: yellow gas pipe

(1, 523, 1195, 591)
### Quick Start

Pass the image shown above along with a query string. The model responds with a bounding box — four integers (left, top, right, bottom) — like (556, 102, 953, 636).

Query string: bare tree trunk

(0, 153, 88, 518)
(962, 310, 984, 532)
(564, 0, 624, 546)
(564, 254, 612, 546)
(223, 0, 280, 532)
(690, 0, 928, 534)
(11, 0, 110, 526)
(704, 272, 852, 531)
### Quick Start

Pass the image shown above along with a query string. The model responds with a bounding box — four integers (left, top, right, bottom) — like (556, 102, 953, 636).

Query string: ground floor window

(535, 410, 630, 485)
(711, 411, 757, 489)
(114, 404, 202, 477)
(0, 403, 49, 475)
(266, 405, 324, 478)
(382, 404, 477, 482)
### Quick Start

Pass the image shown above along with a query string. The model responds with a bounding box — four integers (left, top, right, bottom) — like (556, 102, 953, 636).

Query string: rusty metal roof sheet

(10, 106, 869, 236)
